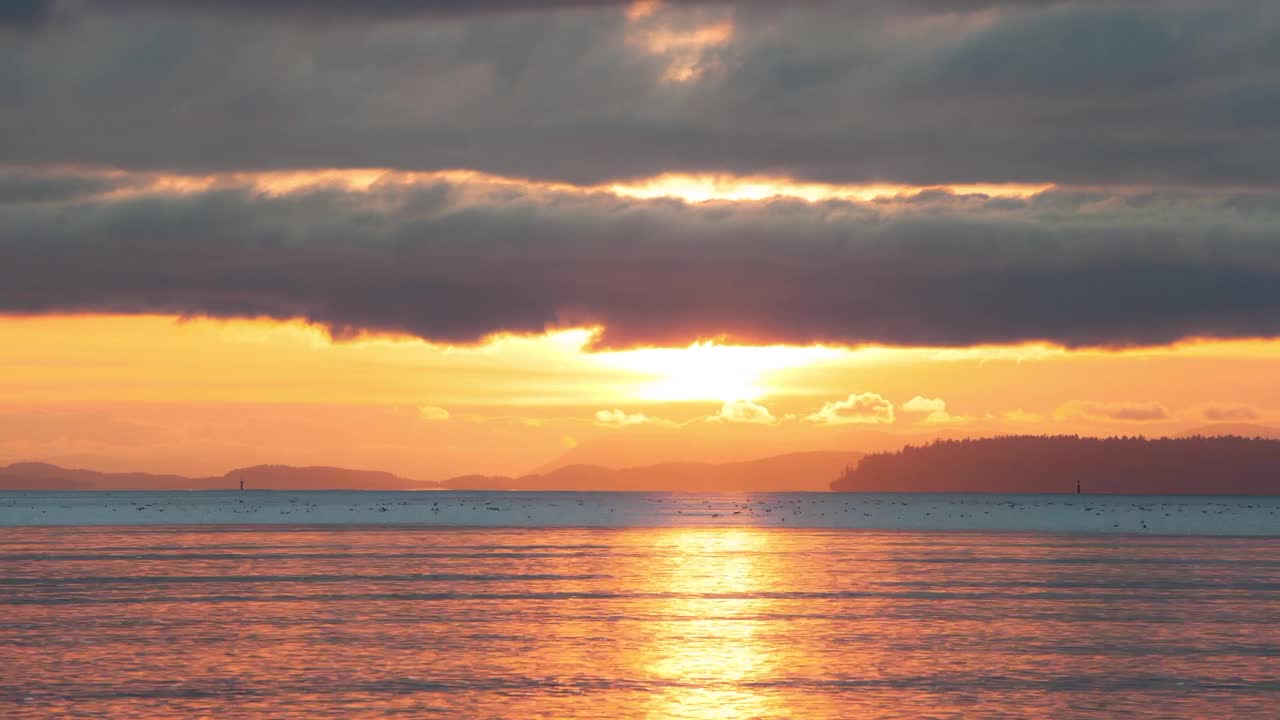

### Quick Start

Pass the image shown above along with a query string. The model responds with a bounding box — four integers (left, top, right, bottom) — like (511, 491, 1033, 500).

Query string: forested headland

(831, 435, 1280, 494)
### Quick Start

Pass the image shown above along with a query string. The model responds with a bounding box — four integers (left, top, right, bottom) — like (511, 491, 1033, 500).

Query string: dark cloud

(0, 2, 1277, 186)
(0, 0, 49, 28)
(3, 0, 751, 27)
(2, 170, 1279, 349)
(2, 2, 1277, 352)
(920, 6, 1186, 96)
(0, 169, 132, 204)
(3, 0, 1056, 25)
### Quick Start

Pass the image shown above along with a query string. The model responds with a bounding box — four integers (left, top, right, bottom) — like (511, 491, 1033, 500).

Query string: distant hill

(0, 462, 436, 491)
(528, 426, 983, 475)
(223, 465, 435, 490)
(1, 451, 860, 492)
(832, 435, 1280, 494)
(0, 462, 205, 491)
(1176, 423, 1280, 439)
(446, 451, 864, 492)
(525, 428, 816, 474)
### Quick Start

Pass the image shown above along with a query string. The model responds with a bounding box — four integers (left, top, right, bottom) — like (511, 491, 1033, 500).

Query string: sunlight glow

(623, 0, 735, 84)
(5, 314, 1279, 428)
(607, 173, 1055, 204)
(21, 165, 1056, 206)
(626, 0, 662, 20)
(639, 22, 735, 54)
(597, 342, 842, 403)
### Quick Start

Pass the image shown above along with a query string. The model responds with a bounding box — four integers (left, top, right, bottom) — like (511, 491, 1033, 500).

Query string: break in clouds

(3, 169, 1279, 348)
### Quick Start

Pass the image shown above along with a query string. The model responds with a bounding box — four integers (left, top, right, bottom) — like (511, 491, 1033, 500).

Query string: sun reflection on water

(636, 529, 780, 719)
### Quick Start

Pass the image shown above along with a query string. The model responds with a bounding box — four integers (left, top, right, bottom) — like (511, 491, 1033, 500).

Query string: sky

(2, 0, 1279, 480)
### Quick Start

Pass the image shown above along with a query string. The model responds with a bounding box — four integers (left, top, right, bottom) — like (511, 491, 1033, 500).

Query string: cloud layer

(3, 169, 1280, 348)
(2, 2, 1279, 186)
(3, 1, 1279, 352)
(5, 0, 739, 26)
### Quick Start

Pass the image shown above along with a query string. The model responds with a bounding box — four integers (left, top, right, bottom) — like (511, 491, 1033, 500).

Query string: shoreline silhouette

(833, 435, 1280, 495)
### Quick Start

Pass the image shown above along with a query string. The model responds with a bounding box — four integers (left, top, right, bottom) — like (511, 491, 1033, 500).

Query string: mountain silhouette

(1175, 423, 1280, 439)
(448, 451, 864, 492)
(0, 451, 862, 492)
(0, 462, 435, 491)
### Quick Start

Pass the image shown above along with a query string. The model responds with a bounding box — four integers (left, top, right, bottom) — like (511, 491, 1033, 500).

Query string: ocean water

(5, 491, 1280, 534)
(3, 523, 1279, 719)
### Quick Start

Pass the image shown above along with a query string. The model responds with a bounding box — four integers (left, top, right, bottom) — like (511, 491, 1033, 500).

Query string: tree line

(831, 435, 1280, 494)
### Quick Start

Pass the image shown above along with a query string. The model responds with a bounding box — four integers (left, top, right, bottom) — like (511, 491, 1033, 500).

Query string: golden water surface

(3, 526, 1279, 719)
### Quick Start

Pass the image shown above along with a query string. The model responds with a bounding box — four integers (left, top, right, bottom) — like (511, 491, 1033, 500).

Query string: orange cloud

(595, 408, 673, 427)
(806, 393, 896, 425)
(712, 399, 777, 425)
(624, 1, 734, 84)
(418, 406, 451, 421)
(1203, 405, 1261, 422)
(1058, 401, 1172, 423)
(12, 164, 1052, 209)
(1000, 409, 1044, 424)
(902, 396, 956, 424)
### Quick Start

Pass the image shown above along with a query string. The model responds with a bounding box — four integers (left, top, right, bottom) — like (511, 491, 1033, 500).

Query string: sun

(596, 342, 838, 403)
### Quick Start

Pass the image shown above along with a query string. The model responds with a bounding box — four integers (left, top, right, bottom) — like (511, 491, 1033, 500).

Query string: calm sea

(3, 523, 1279, 718)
